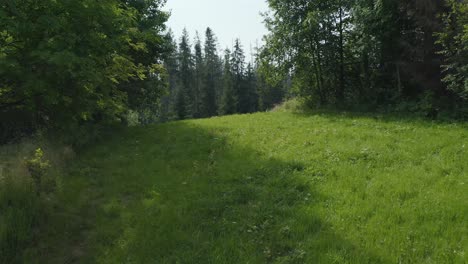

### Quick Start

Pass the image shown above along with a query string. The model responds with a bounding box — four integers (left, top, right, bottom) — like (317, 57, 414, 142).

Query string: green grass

(24, 110, 468, 263)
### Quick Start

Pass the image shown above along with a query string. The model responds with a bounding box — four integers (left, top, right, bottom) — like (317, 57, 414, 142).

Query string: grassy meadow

(8, 108, 468, 263)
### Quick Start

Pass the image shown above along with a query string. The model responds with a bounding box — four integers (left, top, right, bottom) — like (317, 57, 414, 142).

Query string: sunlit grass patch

(25, 111, 468, 263)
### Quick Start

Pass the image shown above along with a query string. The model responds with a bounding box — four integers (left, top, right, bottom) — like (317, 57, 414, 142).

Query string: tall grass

(0, 175, 40, 263)
(0, 139, 70, 263)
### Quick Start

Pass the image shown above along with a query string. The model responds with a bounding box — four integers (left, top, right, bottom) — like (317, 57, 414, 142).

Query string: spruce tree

(175, 29, 193, 120)
(202, 28, 221, 117)
(220, 49, 237, 115)
(230, 39, 246, 113)
(245, 63, 259, 113)
(193, 33, 204, 118)
(160, 31, 179, 121)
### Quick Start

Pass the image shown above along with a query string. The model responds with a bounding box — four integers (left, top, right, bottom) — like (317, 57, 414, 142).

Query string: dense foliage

(0, 0, 169, 144)
(437, 0, 468, 102)
(160, 28, 287, 121)
(259, 0, 468, 118)
(2, 0, 466, 145)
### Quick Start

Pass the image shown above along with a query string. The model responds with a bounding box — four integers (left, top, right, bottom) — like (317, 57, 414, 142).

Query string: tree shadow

(35, 121, 388, 263)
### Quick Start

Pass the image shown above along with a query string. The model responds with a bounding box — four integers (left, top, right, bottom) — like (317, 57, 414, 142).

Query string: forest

(1, 0, 467, 144)
(259, 0, 467, 115)
(0, 0, 467, 263)
(158, 29, 283, 122)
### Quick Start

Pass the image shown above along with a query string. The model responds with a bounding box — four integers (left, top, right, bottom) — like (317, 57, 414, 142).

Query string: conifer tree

(220, 49, 237, 115)
(202, 28, 221, 117)
(193, 33, 204, 118)
(245, 63, 259, 113)
(160, 31, 179, 121)
(175, 29, 193, 119)
(231, 39, 246, 113)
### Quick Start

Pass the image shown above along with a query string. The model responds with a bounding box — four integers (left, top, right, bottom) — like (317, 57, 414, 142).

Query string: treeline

(0, 0, 287, 144)
(3, 0, 466, 146)
(158, 28, 286, 121)
(0, 0, 169, 144)
(259, 0, 468, 118)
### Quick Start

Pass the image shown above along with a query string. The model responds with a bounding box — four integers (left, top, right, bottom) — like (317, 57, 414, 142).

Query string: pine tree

(175, 29, 193, 120)
(245, 63, 259, 113)
(202, 27, 221, 117)
(220, 49, 237, 115)
(193, 33, 204, 118)
(231, 39, 246, 113)
(160, 31, 179, 121)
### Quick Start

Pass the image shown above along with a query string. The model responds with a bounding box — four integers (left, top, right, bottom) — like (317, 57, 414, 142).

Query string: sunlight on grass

(31, 111, 467, 263)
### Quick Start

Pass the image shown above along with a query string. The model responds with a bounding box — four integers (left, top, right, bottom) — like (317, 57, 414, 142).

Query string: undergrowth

(0, 138, 71, 263)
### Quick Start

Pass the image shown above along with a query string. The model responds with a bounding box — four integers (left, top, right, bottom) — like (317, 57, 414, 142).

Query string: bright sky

(163, 0, 269, 59)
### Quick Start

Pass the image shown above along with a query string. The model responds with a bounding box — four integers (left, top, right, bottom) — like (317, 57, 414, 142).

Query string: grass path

(30, 111, 467, 263)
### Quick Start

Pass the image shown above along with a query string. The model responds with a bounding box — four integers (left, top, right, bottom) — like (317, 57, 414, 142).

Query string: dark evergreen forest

(159, 28, 285, 122)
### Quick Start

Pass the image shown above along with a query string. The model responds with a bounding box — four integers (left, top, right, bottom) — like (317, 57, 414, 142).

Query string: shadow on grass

(33, 122, 388, 264)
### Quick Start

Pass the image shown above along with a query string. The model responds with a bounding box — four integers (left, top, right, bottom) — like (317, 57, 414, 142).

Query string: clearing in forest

(31, 110, 467, 263)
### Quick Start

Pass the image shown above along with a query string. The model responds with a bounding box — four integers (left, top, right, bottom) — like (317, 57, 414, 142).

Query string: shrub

(25, 148, 51, 195)
(0, 139, 66, 263)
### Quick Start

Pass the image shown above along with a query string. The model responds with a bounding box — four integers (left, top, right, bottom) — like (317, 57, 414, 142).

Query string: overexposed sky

(163, 0, 269, 59)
